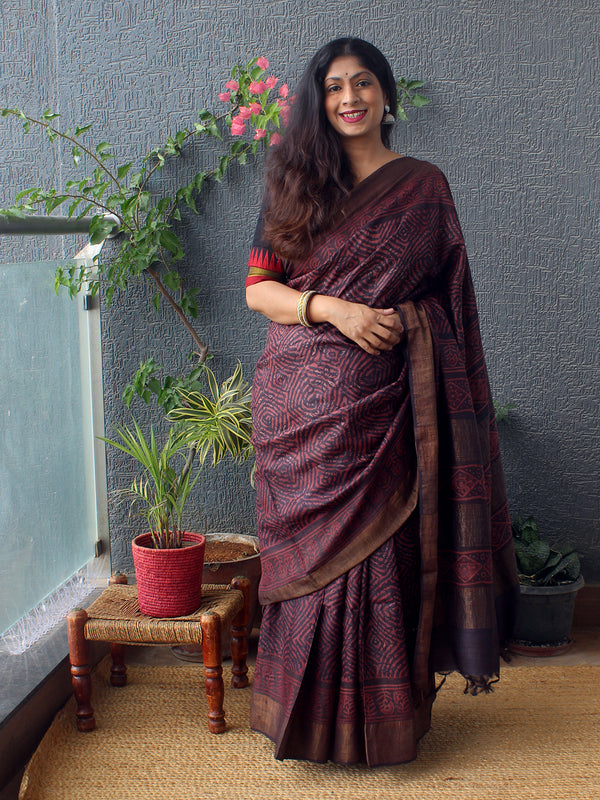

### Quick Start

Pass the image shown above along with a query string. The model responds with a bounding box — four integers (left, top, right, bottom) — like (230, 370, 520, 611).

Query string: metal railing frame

(0, 214, 120, 236)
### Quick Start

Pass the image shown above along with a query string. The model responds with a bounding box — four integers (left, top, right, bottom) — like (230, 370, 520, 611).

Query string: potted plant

(167, 363, 261, 649)
(103, 362, 256, 619)
(510, 514, 584, 656)
(100, 421, 205, 617)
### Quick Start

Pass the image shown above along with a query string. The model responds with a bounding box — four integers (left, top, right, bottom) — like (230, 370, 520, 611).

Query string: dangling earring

(382, 104, 395, 125)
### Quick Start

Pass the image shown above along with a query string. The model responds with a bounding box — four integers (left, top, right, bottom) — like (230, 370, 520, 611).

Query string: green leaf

(152, 293, 160, 312)
(411, 94, 431, 108)
(117, 162, 133, 180)
(194, 172, 206, 192)
(147, 377, 162, 394)
(14, 188, 35, 201)
(89, 215, 117, 244)
(514, 538, 550, 575)
(45, 195, 66, 214)
(92, 181, 111, 201)
(162, 270, 181, 291)
(214, 155, 230, 182)
(75, 123, 93, 136)
(180, 289, 198, 318)
(137, 191, 151, 212)
(159, 229, 183, 259)
(68, 198, 84, 217)
(494, 401, 516, 423)
(72, 145, 82, 167)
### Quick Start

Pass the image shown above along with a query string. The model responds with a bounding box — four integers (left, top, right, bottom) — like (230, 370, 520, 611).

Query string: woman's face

(323, 55, 387, 145)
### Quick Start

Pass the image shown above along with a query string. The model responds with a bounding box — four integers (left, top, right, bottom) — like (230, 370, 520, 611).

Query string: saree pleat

(249, 157, 520, 765)
(250, 517, 435, 766)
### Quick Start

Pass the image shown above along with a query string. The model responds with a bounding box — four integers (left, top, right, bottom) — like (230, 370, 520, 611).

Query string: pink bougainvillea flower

(225, 80, 239, 91)
(249, 80, 267, 95)
(269, 132, 283, 146)
(238, 106, 253, 120)
(276, 97, 286, 107)
(289, 93, 297, 104)
(249, 102, 262, 115)
(218, 91, 231, 102)
(278, 83, 289, 98)
(254, 128, 267, 140)
(230, 116, 246, 136)
(280, 104, 291, 126)
(265, 75, 278, 89)
(256, 56, 269, 70)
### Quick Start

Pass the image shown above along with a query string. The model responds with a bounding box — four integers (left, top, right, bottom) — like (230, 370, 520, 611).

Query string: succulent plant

(512, 514, 581, 586)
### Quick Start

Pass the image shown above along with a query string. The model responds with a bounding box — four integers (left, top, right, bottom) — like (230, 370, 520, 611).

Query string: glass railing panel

(0, 260, 98, 636)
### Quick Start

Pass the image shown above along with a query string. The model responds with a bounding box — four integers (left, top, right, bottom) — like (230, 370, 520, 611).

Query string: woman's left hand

(312, 297, 404, 355)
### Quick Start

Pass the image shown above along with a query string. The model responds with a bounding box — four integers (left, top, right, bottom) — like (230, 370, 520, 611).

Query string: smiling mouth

(339, 110, 367, 123)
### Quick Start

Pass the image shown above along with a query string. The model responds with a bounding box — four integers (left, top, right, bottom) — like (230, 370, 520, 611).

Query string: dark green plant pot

(509, 575, 584, 656)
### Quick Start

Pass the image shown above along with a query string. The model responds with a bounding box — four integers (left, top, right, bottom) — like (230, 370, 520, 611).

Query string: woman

(245, 37, 519, 766)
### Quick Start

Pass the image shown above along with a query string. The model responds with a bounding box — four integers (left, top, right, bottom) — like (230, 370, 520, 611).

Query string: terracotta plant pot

(202, 533, 261, 631)
(172, 532, 260, 662)
(132, 531, 206, 618)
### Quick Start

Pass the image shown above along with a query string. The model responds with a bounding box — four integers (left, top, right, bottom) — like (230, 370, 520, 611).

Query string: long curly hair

(263, 38, 398, 261)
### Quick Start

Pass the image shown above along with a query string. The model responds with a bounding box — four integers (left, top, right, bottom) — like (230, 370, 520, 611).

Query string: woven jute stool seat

(67, 575, 250, 734)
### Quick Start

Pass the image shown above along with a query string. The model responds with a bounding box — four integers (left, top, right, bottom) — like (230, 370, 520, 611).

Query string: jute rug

(19, 659, 600, 800)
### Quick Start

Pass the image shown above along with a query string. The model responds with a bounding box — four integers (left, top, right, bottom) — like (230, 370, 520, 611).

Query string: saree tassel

(463, 675, 500, 696)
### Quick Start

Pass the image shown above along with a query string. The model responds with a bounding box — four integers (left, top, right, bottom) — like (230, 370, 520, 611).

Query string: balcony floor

(2, 625, 599, 800)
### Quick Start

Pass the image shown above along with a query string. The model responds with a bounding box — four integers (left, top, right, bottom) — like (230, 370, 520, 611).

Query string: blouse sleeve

(245, 206, 287, 288)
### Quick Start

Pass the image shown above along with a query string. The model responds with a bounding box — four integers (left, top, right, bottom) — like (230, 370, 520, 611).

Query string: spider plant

(100, 422, 201, 549)
(168, 362, 254, 471)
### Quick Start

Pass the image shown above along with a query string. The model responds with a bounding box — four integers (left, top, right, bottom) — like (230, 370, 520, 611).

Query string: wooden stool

(67, 575, 250, 734)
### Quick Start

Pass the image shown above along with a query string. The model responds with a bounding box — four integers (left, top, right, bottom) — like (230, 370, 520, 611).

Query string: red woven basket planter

(132, 531, 206, 618)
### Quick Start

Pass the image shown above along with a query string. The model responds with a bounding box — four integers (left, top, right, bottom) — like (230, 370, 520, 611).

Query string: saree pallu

(248, 157, 519, 766)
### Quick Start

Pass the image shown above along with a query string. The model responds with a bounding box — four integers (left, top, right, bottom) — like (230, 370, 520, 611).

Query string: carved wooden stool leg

(107, 573, 129, 686)
(109, 643, 127, 686)
(201, 610, 226, 734)
(67, 608, 95, 732)
(230, 576, 250, 689)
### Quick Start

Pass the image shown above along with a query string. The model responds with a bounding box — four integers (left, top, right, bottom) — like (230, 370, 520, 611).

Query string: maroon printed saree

(248, 157, 519, 766)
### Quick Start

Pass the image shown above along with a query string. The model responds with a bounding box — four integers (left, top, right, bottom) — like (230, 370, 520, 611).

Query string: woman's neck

(343, 139, 403, 186)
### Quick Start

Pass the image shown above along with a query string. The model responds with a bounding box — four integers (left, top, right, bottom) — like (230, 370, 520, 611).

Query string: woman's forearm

(246, 281, 311, 324)
(246, 280, 404, 355)
(246, 280, 349, 326)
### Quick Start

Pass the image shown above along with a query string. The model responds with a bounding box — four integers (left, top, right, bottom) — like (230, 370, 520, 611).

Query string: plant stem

(146, 266, 209, 361)
(22, 114, 122, 187)
(181, 445, 197, 483)
(32, 192, 126, 227)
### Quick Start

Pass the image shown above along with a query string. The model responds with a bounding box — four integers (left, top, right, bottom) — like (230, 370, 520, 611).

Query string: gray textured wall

(1, 1, 598, 577)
